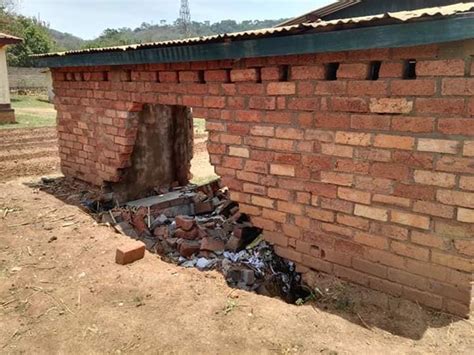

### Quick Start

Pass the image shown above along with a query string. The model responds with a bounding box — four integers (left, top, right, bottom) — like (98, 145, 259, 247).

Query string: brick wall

(51, 42, 474, 316)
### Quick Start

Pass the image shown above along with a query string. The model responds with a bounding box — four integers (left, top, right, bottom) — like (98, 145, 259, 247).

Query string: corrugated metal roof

(0, 32, 22, 44)
(278, 0, 361, 27)
(36, 2, 474, 58)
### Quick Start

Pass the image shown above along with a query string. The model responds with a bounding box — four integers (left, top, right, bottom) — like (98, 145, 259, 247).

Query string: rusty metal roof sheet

(0, 32, 22, 44)
(36, 2, 474, 58)
(278, 0, 361, 27)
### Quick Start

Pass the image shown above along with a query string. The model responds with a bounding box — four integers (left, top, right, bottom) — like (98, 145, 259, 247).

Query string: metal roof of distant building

(35, 2, 474, 59)
(277, 0, 361, 27)
(0, 32, 22, 44)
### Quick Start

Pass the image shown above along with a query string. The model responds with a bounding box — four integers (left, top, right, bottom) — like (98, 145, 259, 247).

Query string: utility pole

(179, 0, 191, 37)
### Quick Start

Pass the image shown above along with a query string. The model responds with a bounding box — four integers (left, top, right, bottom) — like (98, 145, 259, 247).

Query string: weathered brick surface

(52, 43, 474, 317)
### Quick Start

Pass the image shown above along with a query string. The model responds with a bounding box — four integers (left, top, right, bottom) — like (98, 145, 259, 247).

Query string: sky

(17, 0, 334, 39)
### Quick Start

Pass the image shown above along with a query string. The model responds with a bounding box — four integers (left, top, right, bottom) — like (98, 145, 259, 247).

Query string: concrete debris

(87, 179, 308, 302)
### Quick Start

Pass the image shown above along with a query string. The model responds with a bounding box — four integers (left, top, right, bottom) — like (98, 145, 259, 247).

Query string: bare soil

(0, 128, 473, 354)
(0, 127, 60, 182)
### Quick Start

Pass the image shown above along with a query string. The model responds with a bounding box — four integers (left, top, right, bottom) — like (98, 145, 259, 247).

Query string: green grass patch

(194, 117, 206, 135)
(0, 95, 56, 129)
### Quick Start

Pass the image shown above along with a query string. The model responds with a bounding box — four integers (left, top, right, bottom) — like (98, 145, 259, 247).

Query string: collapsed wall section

(51, 43, 474, 316)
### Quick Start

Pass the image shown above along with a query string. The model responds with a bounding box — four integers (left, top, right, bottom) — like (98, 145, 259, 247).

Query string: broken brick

(178, 239, 201, 258)
(174, 227, 199, 240)
(175, 215, 195, 231)
(200, 237, 225, 252)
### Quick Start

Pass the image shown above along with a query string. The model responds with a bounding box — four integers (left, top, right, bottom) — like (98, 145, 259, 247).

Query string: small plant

(223, 299, 239, 315)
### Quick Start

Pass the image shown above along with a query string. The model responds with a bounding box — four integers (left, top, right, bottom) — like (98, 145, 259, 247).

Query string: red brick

(411, 231, 446, 250)
(371, 163, 410, 181)
(334, 265, 369, 286)
(417, 59, 465, 77)
(249, 97, 276, 110)
(264, 231, 288, 247)
(391, 79, 436, 96)
(230, 68, 258, 82)
(436, 156, 474, 174)
(338, 187, 371, 205)
(441, 78, 474, 95)
(274, 246, 302, 263)
(414, 170, 456, 188)
(347, 81, 388, 96)
(416, 98, 465, 115)
(438, 118, 474, 136)
(315, 112, 351, 129)
(354, 232, 389, 250)
(115, 241, 146, 265)
(204, 69, 229, 82)
(374, 134, 415, 150)
(352, 258, 387, 278)
(331, 97, 368, 113)
(369, 98, 413, 114)
(431, 251, 472, 273)
(337, 63, 370, 79)
(306, 207, 334, 222)
(267, 82, 296, 95)
(391, 116, 435, 133)
(351, 114, 391, 131)
(291, 65, 325, 80)
(288, 98, 320, 111)
(315, 81, 347, 95)
(178, 71, 201, 83)
(354, 204, 388, 221)
(413, 201, 454, 219)
(268, 187, 291, 201)
(261, 67, 284, 81)
(392, 151, 433, 170)
(203, 96, 226, 108)
(158, 71, 178, 83)
(379, 62, 404, 78)
(437, 189, 474, 209)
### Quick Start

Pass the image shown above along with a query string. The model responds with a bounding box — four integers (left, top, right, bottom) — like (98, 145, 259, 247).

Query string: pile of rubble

(91, 180, 308, 303)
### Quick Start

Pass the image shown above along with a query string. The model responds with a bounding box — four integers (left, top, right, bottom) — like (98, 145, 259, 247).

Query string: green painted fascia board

(35, 15, 474, 68)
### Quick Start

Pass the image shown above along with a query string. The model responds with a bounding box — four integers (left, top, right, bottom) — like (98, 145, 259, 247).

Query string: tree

(1, 9, 54, 66)
(0, 0, 19, 13)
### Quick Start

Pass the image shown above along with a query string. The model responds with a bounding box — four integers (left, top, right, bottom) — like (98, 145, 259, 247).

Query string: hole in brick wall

(225, 69, 232, 83)
(368, 61, 381, 81)
(280, 65, 290, 82)
(403, 59, 417, 80)
(156, 71, 161, 83)
(124, 70, 132, 82)
(325, 62, 340, 81)
(198, 70, 206, 84)
(103, 71, 109, 81)
(255, 67, 262, 83)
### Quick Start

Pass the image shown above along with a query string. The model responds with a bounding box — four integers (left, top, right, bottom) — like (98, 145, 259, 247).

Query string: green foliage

(0, 9, 54, 66)
(82, 18, 288, 49)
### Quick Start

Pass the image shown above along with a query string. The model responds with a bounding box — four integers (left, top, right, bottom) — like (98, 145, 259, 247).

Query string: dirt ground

(0, 127, 473, 354)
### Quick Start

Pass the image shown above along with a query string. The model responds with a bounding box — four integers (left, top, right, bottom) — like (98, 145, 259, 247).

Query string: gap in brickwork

(325, 62, 340, 81)
(124, 70, 132, 82)
(198, 70, 206, 84)
(368, 61, 382, 81)
(280, 65, 290, 82)
(403, 59, 417, 80)
(255, 67, 263, 83)
(103, 71, 110, 82)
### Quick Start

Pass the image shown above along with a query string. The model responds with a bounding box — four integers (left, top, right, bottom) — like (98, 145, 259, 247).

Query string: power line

(179, 0, 191, 36)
